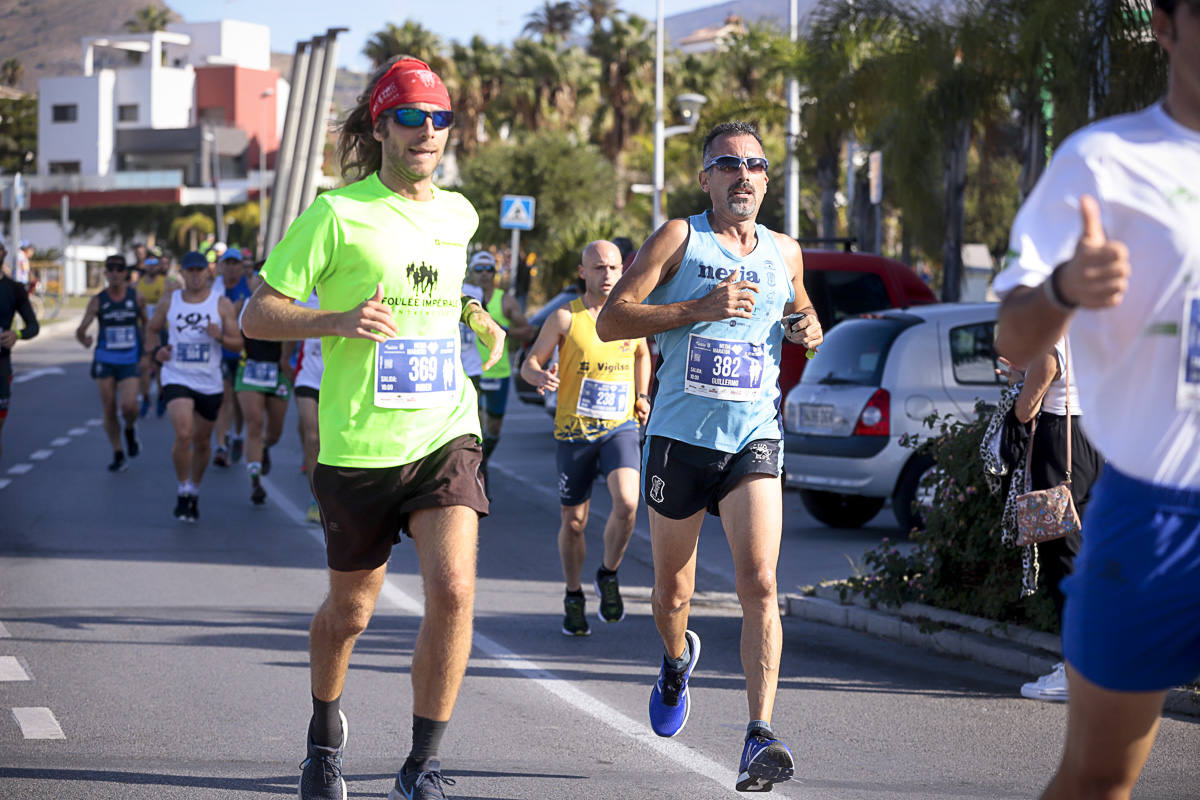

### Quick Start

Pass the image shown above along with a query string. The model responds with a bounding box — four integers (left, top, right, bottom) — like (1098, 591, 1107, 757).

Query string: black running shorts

(163, 383, 223, 422)
(556, 424, 641, 506)
(641, 435, 782, 519)
(311, 434, 489, 571)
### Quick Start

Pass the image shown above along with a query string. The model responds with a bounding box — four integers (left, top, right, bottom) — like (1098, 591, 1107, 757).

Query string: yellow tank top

(553, 298, 638, 442)
(139, 273, 167, 305)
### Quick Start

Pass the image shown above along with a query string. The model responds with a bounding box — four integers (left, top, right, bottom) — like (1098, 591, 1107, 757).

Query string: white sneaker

(1020, 662, 1068, 702)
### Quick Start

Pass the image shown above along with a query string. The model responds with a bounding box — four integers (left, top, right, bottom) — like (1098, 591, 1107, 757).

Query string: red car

(780, 249, 937, 401)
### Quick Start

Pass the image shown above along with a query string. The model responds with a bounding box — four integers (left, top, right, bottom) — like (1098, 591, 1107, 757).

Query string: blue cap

(221, 247, 242, 262)
(180, 250, 209, 269)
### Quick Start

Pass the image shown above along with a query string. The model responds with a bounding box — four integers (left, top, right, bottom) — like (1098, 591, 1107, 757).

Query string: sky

(166, 0, 720, 73)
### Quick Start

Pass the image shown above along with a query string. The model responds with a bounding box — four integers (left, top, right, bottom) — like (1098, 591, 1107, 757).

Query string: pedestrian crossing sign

(500, 195, 536, 231)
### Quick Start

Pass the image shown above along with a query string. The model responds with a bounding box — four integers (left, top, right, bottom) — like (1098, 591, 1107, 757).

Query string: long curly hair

(336, 56, 411, 183)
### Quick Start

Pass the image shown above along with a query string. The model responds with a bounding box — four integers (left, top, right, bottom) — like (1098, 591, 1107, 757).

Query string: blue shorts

(1063, 466, 1200, 692)
(478, 376, 510, 418)
(91, 360, 140, 381)
(555, 423, 641, 506)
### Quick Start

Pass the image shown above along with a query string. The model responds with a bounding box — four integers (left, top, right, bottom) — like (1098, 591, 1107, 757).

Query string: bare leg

(190, 413, 215, 485)
(265, 394, 288, 448)
(167, 398, 195, 481)
(559, 501, 589, 591)
(117, 376, 140, 429)
(214, 378, 236, 450)
(648, 507, 704, 660)
(237, 390, 266, 463)
(718, 475, 784, 722)
(97, 378, 121, 451)
(1040, 666, 1165, 800)
(408, 505, 478, 721)
(601, 467, 639, 571)
(309, 564, 388, 702)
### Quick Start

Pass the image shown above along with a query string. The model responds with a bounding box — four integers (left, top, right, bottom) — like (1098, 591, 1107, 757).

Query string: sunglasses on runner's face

(704, 155, 769, 174)
(472, 265, 495, 273)
(392, 108, 455, 129)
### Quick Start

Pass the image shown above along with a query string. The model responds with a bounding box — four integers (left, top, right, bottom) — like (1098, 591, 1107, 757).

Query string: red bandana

(369, 58, 451, 124)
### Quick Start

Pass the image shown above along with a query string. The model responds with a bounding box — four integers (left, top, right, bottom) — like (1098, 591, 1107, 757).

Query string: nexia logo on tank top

(697, 264, 760, 284)
(406, 262, 439, 295)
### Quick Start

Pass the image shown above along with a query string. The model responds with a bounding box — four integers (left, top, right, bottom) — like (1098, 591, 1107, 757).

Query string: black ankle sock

(566, 588, 584, 598)
(310, 694, 342, 748)
(596, 565, 617, 579)
(405, 715, 448, 771)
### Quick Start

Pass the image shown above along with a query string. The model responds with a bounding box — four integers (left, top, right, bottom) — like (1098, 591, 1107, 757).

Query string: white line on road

(264, 476, 744, 796)
(29, 450, 53, 461)
(11, 367, 65, 384)
(86, 418, 102, 426)
(0, 479, 10, 491)
(0, 656, 31, 681)
(0, 622, 10, 638)
(50, 437, 72, 447)
(67, 428, 88, 436)
(6, 463, 33, 475)
(12, 707, 66, 740)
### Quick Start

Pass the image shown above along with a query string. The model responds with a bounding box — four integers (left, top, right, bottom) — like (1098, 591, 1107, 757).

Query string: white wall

(38, 71, 115, 176)
(169, 20, 271, 71)
(147, 67, 195, 129)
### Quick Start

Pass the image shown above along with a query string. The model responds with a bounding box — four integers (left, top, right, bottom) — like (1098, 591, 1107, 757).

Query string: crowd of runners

(1, 4, 1196, 798)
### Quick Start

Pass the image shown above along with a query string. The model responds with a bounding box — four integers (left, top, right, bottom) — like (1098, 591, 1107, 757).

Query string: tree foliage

(123, 5, 175, 33)
(0, 95, 37, 173)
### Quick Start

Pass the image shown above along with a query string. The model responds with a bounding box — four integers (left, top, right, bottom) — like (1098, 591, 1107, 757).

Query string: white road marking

(29, 450, 53, 461)
(265, 477, 743, 796)
(0, 479, 10, 491)
(86, 418, 102, 426)
(67, 428, 88, 436)
(0, 622, 9, 638)
(0, 656, 31, 681)
(50, 437, 72, 447)
(11, 367, 65, 384)
(6, 463, 33, 475)
(12, 707, 66, 740)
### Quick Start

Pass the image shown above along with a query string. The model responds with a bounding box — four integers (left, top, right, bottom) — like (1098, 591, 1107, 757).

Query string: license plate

(801, 404, 835, 428)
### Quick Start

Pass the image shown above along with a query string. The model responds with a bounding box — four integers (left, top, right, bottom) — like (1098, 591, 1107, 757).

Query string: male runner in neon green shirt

(242, 56, 504, 800)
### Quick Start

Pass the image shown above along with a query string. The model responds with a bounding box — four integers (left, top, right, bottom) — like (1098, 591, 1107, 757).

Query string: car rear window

(805, 270, 892, 329)
(800, 316, 915, 387)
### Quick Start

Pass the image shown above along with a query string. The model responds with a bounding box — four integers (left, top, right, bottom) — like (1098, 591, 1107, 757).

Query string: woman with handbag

(1001, 339, 1103, 702)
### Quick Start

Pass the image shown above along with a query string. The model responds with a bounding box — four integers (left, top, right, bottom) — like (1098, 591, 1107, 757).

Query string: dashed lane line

(49, 437, 71, 447)
(12, 707, 66, 740)
(0, 656, 31, 681)
(86, 418, 102, 426)
(0, 479, 10, 491)
(67, 428, 88, 436)
(6, 463, 33, 476)
(29, 450, 53, 461)
(263, 475, 746, 797)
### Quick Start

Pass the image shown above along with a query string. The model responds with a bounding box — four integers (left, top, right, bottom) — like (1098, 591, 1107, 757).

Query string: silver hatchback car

(783, 303, 1003, 530)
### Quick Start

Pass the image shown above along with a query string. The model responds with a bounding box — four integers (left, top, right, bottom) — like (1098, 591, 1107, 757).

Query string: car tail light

(852, 388, 890, 436)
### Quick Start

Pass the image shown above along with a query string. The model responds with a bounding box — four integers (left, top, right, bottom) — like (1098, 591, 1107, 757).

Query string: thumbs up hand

(1055, 195, 1131, 309)
(338, 282, 399, 342)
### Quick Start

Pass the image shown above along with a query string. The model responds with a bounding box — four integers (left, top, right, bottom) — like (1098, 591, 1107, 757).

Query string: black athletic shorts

(162, 383, 223, 422)
(311, 433, 489, 571)
(641, 435, 782, 519)
(294, 385, 319, 402)
(556, 424, 641, 506)
(0, 356, 10, 419)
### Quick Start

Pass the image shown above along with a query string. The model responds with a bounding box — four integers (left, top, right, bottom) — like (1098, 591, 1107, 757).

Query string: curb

(783, 585, 1200, 718)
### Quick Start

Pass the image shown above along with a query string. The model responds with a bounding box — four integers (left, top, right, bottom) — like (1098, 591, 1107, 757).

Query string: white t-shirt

(295, 291, 324, 391)
(460, 282, 484, 378)
(993, 102, 1200, 488)
(1041, 337, 1081, 416)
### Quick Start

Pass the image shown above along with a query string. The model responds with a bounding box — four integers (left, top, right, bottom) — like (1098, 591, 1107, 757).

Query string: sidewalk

(785, 582, 1200, 718)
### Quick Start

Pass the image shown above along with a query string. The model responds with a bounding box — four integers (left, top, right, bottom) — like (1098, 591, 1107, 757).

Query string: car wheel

(799, 490, 886, 529)
(893, 454, 937, 534)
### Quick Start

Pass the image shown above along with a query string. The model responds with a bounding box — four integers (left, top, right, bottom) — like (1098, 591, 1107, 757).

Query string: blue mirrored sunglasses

(471, 265, 495, 272)
(703, 155, 769, 174)
(393, 108, 454, 130)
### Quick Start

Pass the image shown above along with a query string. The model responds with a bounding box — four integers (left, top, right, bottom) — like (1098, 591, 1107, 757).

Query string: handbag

(1014, 341, 1081, 546)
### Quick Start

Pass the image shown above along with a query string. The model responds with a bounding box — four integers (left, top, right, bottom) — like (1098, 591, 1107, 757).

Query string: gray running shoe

(562, 593, 591, 636)
(389, 759, 456, 800)
(298, 711, 348, 800)
(594, 570, 625, 623)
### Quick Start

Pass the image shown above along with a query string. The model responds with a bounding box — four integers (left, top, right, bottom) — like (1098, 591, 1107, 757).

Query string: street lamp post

(652, 1, 707, 230)
(258, 88, 275, 257)
(202, 128, 226, 243)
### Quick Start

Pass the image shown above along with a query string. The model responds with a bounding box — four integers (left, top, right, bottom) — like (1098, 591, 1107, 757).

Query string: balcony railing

(26, 170, 185, 193)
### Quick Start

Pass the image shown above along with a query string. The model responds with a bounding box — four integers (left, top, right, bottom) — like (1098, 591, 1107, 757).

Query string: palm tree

(0, 58, 23, 88)
(449, 36, 507, 156)
(169, 212, 215, 252)
(123, 5, 175, 33)
(574, 0, 621, 30)
(362, 21, 450, 75)
(523, 1, 578, 40)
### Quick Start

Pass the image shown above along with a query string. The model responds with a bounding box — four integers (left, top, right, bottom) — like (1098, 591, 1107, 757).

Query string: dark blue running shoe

(298, 711, 348, 800)
(389, 758, 457, 800)
(736, 732, 794, 792)
(648, 629, 700, 737)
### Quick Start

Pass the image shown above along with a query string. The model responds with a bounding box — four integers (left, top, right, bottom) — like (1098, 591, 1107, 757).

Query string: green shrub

(844, 403, 1057, 632)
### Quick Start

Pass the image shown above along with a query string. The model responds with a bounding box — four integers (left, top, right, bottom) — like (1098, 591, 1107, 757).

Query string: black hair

(336, 56, 409, 183)
(701, 121, 764, 165)
(105, 254, 128, 269)
(1156, 0, 1200, 13)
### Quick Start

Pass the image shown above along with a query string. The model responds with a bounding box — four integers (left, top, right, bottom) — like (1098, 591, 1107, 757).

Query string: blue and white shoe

(388, 758, 457, 800)
(648, 629, 700, 737)
(736, 731, 794, 792)
(298, 711, 348, 800)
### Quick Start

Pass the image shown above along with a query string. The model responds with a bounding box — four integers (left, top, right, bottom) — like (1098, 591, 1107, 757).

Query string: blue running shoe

(139, 394, 150, 418)
(736, 731, 794, 792)
(298, 710, 348, 800)
(648, 629, 700, 737)
(388, 758, 457, 800)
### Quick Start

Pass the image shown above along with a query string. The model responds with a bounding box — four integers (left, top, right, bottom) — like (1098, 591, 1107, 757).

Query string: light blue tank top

(646, 212, 793, 452)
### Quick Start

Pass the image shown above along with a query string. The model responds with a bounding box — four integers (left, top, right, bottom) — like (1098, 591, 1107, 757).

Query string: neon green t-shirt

(261, 173, 481, 468)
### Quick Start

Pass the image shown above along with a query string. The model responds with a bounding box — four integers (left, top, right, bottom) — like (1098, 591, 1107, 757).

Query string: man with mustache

(596, 120, 823, 792)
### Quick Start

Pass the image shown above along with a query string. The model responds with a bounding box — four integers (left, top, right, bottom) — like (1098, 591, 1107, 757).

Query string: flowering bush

(844, 403, 1057, 632)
